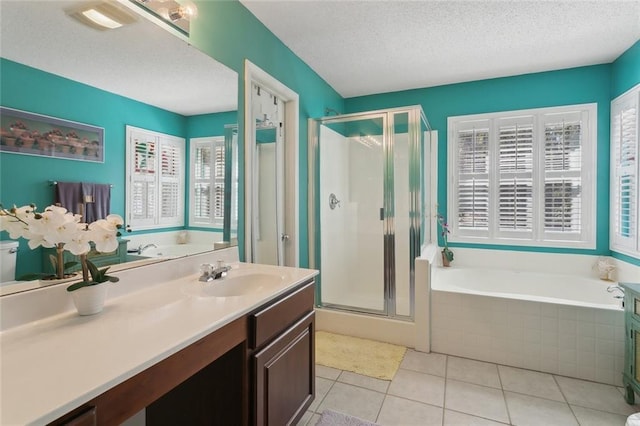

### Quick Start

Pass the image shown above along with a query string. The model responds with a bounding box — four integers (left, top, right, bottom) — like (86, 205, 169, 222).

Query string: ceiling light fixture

(168, 1, 197, 22)
(68, 2, 137, 31)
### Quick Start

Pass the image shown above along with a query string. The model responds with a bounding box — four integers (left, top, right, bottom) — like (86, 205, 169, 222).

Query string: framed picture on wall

(0, 106, 105, 163)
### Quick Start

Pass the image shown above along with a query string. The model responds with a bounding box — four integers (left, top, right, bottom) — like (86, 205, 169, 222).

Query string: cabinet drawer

(250, 280, 314, 349)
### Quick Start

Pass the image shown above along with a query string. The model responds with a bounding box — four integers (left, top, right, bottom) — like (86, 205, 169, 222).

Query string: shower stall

(308, 106, 432, 345)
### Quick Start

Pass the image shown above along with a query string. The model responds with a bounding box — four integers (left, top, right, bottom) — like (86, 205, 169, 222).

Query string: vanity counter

(0, 261, 318, 425)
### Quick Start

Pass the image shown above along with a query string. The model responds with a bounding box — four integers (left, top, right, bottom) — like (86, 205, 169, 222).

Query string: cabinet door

(254, 312, 314, 426)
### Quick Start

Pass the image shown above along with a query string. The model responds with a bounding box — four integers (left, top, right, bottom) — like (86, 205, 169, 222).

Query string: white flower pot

(71, 284, 108, 316)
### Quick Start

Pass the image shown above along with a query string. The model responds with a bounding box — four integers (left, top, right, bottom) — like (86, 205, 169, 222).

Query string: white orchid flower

(0, 215, 28, 239)
(106, 214, 124, 228)
(23, 229, 55, 249)
(90, 224, 119, 253)
(65, 225, 92, 256)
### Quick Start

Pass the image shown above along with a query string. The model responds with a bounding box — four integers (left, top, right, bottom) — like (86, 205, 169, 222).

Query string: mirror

(0, 0, 238, 295)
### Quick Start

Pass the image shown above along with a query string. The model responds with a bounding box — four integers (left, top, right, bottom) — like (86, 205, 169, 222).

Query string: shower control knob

(281, 233, 290, 242)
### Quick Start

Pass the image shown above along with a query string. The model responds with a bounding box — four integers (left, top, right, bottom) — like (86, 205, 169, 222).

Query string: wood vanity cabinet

(621, 282, 640, 404)
(249, 280, 316, 426)
(47, 279, 315, 426)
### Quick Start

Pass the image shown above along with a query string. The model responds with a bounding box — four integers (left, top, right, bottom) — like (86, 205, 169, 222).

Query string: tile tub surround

(297, 350, 639, 426)
(431, 290, 625, 386)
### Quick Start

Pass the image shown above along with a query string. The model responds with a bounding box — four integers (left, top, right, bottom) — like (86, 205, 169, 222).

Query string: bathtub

(137, 244, 215, 259)
(431, 266, 625, 386)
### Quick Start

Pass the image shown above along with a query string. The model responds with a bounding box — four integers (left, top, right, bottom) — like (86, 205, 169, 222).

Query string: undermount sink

(183, 270, 285, 298)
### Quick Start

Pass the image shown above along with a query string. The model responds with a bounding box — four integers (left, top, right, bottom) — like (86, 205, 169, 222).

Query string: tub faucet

(199, 260, 231, 282)
(137, 244, 157, 254)
(607, 285, 624, 297)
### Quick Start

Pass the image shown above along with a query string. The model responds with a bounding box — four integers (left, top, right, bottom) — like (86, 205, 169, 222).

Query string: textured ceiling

(240, 0, 640, 98)
(0, 1, 237, 116)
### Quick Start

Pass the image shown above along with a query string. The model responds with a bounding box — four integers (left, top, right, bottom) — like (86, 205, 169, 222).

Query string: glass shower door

(319, 115, 386, 314)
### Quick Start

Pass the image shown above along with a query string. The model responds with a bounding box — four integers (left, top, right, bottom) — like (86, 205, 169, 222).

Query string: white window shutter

(455, 122, 490, 233)
(542, 112, 583, 237)
(126, 126, 185, 230)
(611, 86, 639, 253)
(447, 103, 596, 249)
(189, 137, 225, 228)
(497, 117, 534, 233)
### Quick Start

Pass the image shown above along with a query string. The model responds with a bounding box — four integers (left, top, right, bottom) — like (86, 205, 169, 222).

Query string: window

(189, 136, 225, 228)
(611, 84, 640, 257)
(126, 125, 185, 230)
(448, 104, 596, 248)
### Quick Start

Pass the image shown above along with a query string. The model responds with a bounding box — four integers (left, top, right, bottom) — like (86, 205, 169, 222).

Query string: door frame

(244, 60, 299, 266)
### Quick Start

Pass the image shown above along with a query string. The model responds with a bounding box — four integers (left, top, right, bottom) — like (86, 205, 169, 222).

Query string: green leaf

(87, 259, 101, 282)
(63, 261, 79, 270)
(66, 281, 93, 292)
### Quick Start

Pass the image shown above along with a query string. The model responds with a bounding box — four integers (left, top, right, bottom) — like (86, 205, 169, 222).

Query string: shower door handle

(281, 233, 290, 242)
(380, 208, 384, 220)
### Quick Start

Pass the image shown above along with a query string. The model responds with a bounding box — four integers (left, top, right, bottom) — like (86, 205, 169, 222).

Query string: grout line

(442, 354, 448, 425)
(496, 364, 513, 425)
(553, 374, 582, 425)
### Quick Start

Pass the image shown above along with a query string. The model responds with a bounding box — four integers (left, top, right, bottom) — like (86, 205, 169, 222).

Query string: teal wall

(189, 0, 345, 264)
(345, 65, 613, 256)
(611, 40, 640, 99)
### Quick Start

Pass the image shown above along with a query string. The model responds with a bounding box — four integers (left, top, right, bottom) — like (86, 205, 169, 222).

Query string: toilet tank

(0, 240, 19, 283)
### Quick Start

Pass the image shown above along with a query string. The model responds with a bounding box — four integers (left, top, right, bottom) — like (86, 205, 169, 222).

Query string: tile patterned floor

(297, 350, 640, 426)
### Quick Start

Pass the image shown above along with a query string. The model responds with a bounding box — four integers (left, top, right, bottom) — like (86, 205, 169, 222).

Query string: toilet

(0, 240, 19, 283)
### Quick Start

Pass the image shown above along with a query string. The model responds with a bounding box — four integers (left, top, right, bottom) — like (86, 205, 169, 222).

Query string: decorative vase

(71, 284, 108, 316)
(441, 251, 451, 267)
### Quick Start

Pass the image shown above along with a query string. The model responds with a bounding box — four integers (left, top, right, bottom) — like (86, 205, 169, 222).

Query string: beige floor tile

(447, 356, 501, 388)
(504, 391, 577, 426)
(444, 410, 509, 425)
(571, 405, 629, 426)
(445, 379, 509, 423)
(400, 350, 447, 377)
(295, 410, 314, 426)
(309, 413, 322, 425)
(316, 364, 341, 380)
(498, 365, 564, 402)
(388, 369, 445, 407)
(317, 382, 385, 422)
(309, 377, 334, 413)
(338, 371, 390, 393)
(376, 395, 443, 425)
(555, 375, 640, 416)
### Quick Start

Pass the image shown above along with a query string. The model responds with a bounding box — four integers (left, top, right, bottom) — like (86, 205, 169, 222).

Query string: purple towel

(82, 183, 111, 222)
(54, 181, 83, 216)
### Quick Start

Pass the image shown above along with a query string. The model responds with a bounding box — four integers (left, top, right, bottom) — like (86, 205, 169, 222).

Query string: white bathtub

(138, 244, 215, 258)
(431, 266, 625, 386)
(432, 267, 623, 310)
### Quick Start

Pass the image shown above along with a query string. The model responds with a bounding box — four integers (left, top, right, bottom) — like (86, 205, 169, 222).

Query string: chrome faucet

(199, 260, 231, 282)
(607, 285, 625, 298)
(137, 244, 157, 254)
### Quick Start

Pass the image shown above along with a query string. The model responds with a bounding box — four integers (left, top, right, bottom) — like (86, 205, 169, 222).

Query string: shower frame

(308, 105, 429, 320)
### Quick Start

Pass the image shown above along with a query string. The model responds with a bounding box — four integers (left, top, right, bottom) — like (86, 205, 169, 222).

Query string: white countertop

(0, 261, 317, 425)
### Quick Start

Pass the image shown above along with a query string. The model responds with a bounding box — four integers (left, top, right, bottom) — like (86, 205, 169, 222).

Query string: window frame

(188, 136, 225, 229)
(610, 83, 640, 258)
(447, 103, 597, 249)
(125, 125, 185, 231)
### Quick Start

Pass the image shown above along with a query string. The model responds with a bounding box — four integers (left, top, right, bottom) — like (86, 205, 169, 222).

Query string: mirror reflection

(0, 0, 239, 296)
